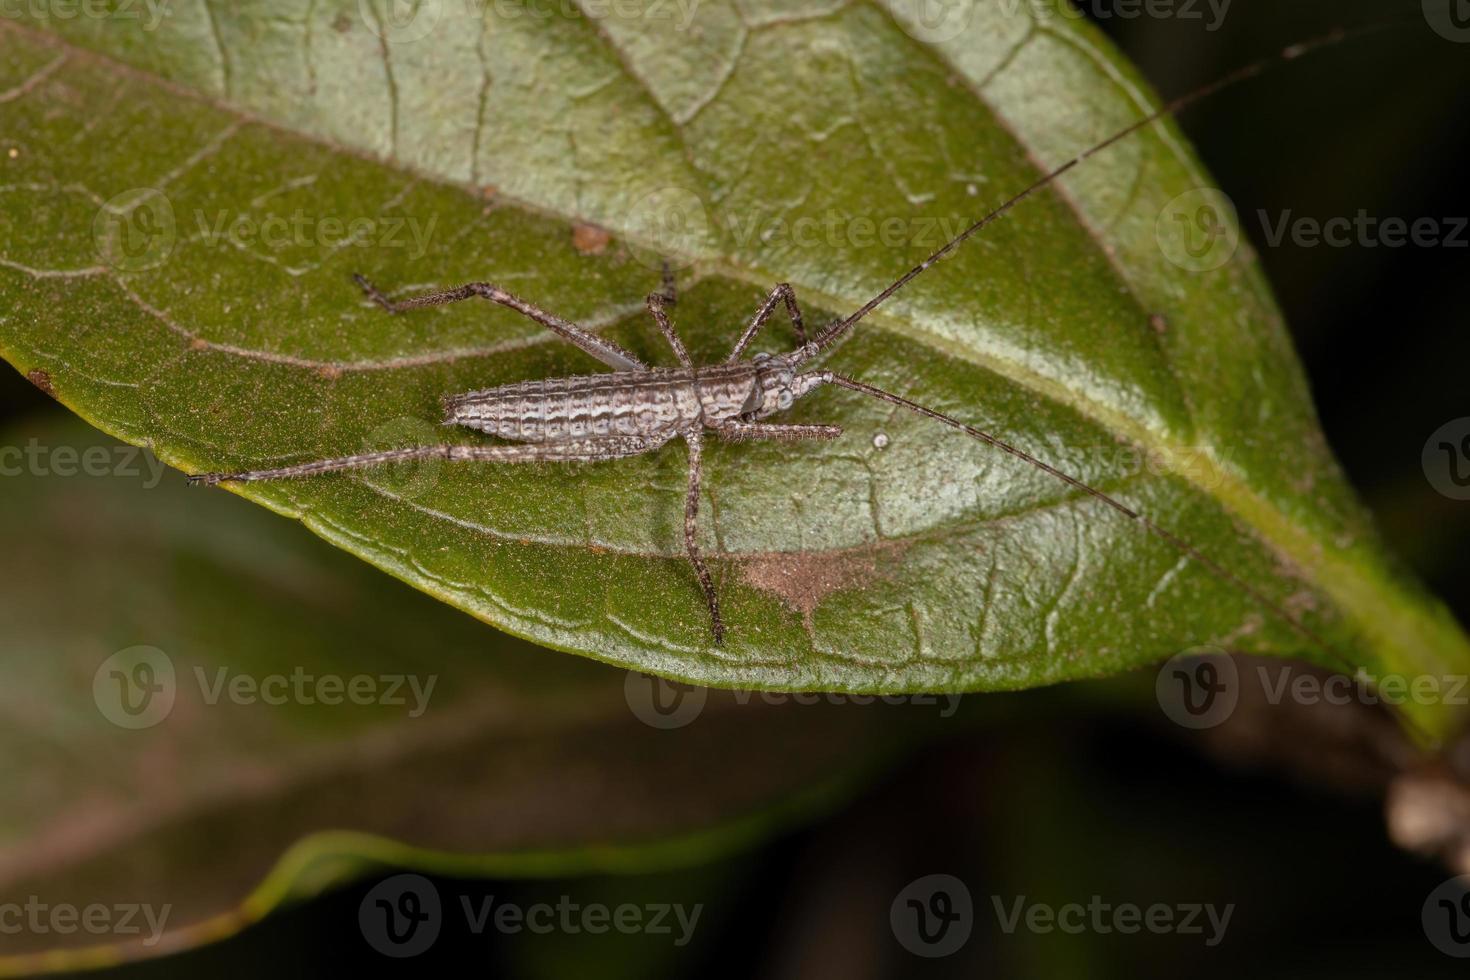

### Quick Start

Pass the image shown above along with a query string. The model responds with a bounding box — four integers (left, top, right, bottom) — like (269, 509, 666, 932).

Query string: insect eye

(753, 352, 770, 362)
(778, 390, 793, 410)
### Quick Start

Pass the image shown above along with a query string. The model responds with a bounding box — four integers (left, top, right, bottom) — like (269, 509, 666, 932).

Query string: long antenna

(822, 372, 1355, 676)
(801, 23, 1395, 358)
(799, 20, 1434, 742)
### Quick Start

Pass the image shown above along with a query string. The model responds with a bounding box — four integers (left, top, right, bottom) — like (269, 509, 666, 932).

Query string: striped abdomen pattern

(442, 366, 760, 443)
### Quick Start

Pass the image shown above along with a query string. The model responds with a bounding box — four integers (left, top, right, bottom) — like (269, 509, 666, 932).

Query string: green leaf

(0, 415, 956, 971)
(0, 4, 1466, 739)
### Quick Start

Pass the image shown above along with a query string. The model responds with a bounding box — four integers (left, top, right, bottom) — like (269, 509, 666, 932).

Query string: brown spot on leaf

(480, 185, 498, 200)
(738, 540, 910, 634)
(1149, 313, 1168, 335)
(571, 222, 611, 256)
(317, 364, 342, 381)
(25, 368, 55, 398)
(189, 337, 209, 351)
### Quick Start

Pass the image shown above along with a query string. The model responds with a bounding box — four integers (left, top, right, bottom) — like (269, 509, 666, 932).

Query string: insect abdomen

(443, 373, 701, 442)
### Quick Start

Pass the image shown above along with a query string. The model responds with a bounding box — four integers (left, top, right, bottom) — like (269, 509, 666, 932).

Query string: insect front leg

(681, 428, 725, 645)
(726, 283, 807, 362)
(716, 422, 842, 442)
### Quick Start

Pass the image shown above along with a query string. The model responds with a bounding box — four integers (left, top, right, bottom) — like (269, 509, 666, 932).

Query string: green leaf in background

(0, 417, 962, 972)
(0, 3, 1466, 739)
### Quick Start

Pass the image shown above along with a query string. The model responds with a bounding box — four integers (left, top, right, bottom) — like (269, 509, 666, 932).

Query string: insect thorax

(735, 353, 799, 420)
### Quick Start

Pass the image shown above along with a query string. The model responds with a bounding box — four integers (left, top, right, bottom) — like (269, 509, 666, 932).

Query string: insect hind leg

(188, 435, 671, 485)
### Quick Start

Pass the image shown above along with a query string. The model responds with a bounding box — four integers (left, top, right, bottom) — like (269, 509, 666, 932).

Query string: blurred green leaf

(0, 4, 1466, 739)
(0, 418, 954, 972)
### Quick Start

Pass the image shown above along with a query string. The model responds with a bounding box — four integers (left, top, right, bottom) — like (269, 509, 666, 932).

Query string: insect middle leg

(644, 260, 697, 367)
(726, 283, 807, 361)
(647, 290, 691, 368)
(352, 274, 648, 373)
(681, 427, 724, 645)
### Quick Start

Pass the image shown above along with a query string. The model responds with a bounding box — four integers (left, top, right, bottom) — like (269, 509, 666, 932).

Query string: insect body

(188, 32, 1364, 650)
(442, 357, 816, 445)
(191, 270, 850, 645)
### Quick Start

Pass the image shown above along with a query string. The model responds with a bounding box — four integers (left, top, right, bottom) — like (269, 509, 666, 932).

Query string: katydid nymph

(189, 27, 1377, 652)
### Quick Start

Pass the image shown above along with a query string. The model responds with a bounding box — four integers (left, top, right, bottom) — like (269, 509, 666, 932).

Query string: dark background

(7, 1, 1467, 976)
